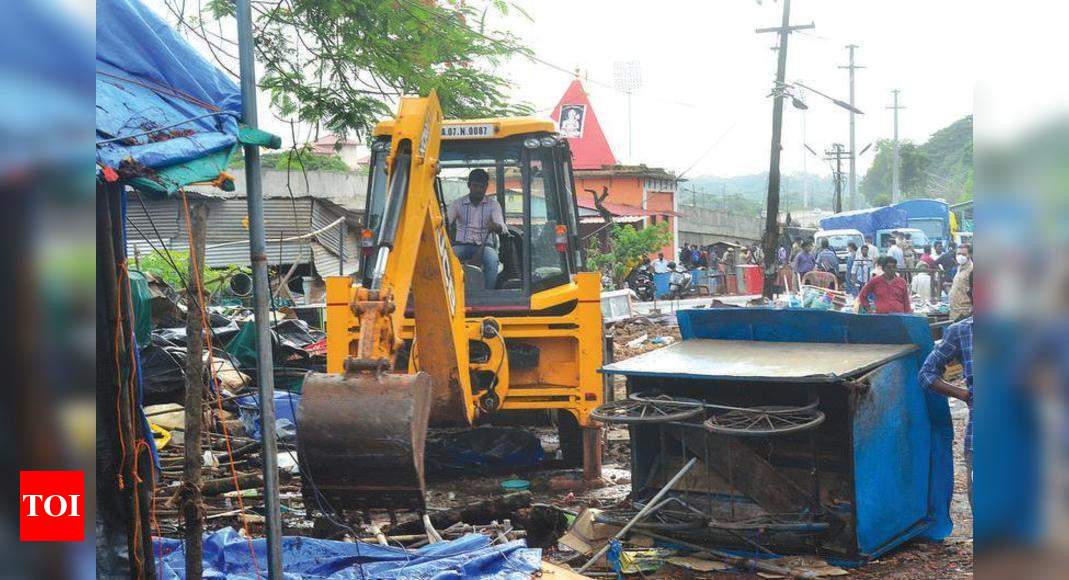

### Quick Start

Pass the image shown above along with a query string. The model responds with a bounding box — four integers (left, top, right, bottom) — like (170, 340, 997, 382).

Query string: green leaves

(223, 0, 532, 141)
(586, 223, 672, 286)
(860, 116, 973, 205)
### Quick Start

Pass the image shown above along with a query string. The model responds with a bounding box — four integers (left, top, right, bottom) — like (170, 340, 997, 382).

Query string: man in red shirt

(919, 244, 937, 269)
(857, 256, 913, 314)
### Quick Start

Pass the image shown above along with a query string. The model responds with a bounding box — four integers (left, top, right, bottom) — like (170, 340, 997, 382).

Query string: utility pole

(839, 45, 864, 209)
(800, 97, 810, 210)
(756, 0, 814, 299)
(236, 0, 283, 577)
(824, 144, 847, 213)
(887, 89, 905, 203)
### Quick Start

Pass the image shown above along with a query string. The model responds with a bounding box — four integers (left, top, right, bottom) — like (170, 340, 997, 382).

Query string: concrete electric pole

(887, 89, 905, 203)
(839, 45, 864, 210)
(824, 144, 847, 213)
(756, 0, 814, 299)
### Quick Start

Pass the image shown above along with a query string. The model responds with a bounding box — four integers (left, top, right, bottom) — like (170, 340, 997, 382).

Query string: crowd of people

(784, 232, 973, 318)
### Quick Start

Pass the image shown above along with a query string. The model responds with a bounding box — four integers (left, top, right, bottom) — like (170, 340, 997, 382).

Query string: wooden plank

(667, 426, 815, 514)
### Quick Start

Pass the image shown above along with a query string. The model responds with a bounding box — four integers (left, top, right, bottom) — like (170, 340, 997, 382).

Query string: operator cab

(361, 119, 584, 313)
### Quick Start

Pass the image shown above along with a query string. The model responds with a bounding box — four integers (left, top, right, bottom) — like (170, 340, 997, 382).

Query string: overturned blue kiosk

(598, 308, 954, 566)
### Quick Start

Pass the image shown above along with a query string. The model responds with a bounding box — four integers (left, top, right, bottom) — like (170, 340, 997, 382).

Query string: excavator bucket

(296, 370, 433, 512)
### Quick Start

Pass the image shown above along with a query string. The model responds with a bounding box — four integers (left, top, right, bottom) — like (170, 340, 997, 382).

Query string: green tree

(586, 223, 672, 287)
(188, 0, 532, 139)
(138, 249, 250, 296)
(229, 146, 353, 172)
(860, 116, 974, 205)
(860, 139, 929, 205)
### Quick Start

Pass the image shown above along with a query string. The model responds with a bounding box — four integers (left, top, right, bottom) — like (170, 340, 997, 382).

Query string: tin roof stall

(597, 309, 953, 566)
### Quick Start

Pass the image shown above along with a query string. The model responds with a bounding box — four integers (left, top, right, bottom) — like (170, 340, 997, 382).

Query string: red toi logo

(20, 471, 84, 542)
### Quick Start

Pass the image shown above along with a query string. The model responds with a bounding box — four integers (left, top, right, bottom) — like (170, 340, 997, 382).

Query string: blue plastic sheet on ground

(426, 427, 544, 474)
(96, 0, 240, 178)
(236, 391, 300, 442)
(153, 528, 542, 579)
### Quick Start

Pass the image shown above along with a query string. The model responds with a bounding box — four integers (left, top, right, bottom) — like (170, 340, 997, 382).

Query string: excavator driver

(447, 168, 506, 289)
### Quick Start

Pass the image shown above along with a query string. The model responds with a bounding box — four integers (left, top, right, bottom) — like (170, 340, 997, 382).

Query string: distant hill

(861, 115, 973, 205)
(681, 172, 838, 215)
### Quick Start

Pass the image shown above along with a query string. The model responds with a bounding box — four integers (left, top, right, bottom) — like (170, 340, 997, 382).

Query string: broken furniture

(597, 308, 954, 566)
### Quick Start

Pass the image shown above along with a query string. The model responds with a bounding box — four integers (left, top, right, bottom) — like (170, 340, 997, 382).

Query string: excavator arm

(297, 93, 483, 512)
(348, 91, 476, 424)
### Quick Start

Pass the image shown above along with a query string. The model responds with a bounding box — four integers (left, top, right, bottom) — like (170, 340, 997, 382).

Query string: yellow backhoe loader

(297, 92, 606, 514)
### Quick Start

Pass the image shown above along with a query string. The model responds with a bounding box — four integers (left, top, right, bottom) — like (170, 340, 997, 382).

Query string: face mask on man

(956, 254, 968, 265)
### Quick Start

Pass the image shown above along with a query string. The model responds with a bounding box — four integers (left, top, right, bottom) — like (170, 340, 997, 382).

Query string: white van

(813, 228, 864, 273)
(877, 227, 930, 256)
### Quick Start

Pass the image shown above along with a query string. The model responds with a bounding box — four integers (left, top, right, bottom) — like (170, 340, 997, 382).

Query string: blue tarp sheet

(818, 206, 908, 240)
(235, 391, 300, 442)
(96, 0, 240, 180)
(153, 529, 542, 579)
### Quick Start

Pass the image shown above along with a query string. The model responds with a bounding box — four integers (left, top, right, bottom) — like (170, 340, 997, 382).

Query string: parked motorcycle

(626, 263, 656, 302)
(667, 262, 696, 300)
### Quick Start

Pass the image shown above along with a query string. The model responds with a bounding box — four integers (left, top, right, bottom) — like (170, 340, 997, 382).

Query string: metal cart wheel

(591, 394, 704, 424)
(704, 405, 825, 436)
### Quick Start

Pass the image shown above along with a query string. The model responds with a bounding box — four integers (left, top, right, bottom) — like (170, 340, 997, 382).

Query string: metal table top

(601, 339, 917, 383)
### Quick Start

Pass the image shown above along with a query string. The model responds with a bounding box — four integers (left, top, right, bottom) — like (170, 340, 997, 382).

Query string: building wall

(676, 204, 764, 247)
(215, 169, 369, 211)
(573, 173, 678, 260)
(644, 190, 677, 259)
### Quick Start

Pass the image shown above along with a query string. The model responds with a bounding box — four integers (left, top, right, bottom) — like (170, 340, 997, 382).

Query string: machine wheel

(556, 411, 583, 468)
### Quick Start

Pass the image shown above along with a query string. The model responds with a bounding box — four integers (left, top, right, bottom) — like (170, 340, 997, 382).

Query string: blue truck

(892, 199, 952, 246)
(818, 206, 909, 244)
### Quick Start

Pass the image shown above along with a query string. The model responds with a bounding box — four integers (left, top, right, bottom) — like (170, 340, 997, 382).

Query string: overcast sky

(144, 0, 977, 179)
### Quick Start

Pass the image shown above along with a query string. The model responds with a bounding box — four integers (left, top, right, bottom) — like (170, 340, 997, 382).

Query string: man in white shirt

(850, 243, 874, 293)
(886, 236, 905, 269)
(855, 236, 879, 262)
(651, 252, 670, 274)
(911, 262, 933, 302)
(448, 169, 505, 289)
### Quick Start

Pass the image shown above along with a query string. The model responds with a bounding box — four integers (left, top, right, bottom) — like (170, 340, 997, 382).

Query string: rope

(97, 69, 222, 113)
(181, 191, 263, 579)
(96, 111, 237, 146)
(204, 216, 345, 249)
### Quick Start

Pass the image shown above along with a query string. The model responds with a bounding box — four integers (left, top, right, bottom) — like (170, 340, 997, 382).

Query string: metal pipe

(338, 220, 346, 276)
(235, 0, 283, 576)
(577, 458, 697, 573)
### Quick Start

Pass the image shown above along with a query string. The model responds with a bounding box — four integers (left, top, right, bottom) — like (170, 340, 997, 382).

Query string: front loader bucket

(297, 371, 432, 512)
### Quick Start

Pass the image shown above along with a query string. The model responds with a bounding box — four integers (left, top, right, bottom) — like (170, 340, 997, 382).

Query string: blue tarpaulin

(96, 0, 242, 192)
(235, 391, 300, 442)
(153, 529, 542, 579)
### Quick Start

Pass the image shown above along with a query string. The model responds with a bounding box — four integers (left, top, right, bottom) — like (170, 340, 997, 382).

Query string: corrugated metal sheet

(125, 193, 355, 269)
(311, 241, 359, 276)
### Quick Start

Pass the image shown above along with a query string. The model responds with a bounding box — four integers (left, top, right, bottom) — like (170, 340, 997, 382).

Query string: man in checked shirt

(448, 169, 506, 289)
(919, 272, 973, 510)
